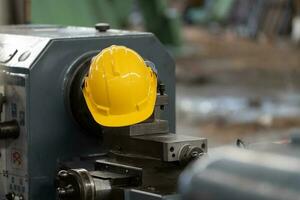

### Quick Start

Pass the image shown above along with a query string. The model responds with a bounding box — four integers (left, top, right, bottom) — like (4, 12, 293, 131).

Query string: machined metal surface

(179, 146, 300, 200)
(55, 88, 206, 200)
(129, 120, 169, 136)
(103, 123, 207, 162)
(57, 161, 143, 200)
(57, 169, 96, 200)
(132, 134, 207, 162)
(102, 92, 207, 162)
(0, 34, 50, 68)
(57, 152, 186, 200)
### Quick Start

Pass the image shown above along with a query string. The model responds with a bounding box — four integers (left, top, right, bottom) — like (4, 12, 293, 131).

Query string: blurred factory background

(1, 0, 300, 147)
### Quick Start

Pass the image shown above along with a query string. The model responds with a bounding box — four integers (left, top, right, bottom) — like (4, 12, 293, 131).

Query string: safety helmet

(82, 45, 157, 127)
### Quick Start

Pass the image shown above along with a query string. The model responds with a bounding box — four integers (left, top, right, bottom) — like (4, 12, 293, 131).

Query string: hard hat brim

(82, 87, 157, 127)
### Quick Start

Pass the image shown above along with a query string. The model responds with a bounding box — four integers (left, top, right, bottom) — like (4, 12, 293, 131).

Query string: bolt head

(95, 23, 110, 32)
(58, 170, 69, 178)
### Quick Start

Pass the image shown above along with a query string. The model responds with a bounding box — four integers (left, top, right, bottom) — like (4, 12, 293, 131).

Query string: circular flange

(63, 52, 103, 136)
(69, 169, 96, 200)
(56, 169, 95, 200)
(179, 144, 203, 164)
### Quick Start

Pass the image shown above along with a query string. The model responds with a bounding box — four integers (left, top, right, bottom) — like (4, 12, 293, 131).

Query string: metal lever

(0, 120, 20, 139)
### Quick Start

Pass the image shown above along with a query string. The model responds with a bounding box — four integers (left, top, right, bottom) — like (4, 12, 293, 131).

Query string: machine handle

(0, 120, 20, 139)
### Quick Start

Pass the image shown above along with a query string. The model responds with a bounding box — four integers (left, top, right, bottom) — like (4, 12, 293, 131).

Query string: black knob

(5, 193, 24, 200)
(0, 120, 20, 139)
(95, 23, 110, 32)
(57, 185, 75, 199)
(5, 192, 15, 200)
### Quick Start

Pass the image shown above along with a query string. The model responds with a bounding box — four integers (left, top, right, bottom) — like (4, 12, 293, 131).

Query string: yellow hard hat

(82, 45, 157, 127)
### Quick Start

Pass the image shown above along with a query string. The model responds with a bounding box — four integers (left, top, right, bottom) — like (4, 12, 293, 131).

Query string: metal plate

(0, 35, 50, 69)
(0, 25, 151, 69)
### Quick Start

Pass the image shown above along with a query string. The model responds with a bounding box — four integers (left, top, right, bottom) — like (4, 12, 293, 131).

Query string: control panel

(0, 73, 28, 200)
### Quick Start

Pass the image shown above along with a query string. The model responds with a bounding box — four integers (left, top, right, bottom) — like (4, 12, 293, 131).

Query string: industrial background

(1, 0, 300, 199)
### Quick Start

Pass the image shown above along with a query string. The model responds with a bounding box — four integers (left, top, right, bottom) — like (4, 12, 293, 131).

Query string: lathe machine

(0, 24, 207, 200)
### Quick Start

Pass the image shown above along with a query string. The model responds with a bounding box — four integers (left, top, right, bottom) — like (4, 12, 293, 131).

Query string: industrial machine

(0, 24, 207, 200)
(179, 134, 300, 200)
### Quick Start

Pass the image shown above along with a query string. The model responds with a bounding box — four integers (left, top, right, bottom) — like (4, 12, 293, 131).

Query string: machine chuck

(64, 54, 103, 136)
(56, 161, 142, 200)
(56, 169, 99, 200)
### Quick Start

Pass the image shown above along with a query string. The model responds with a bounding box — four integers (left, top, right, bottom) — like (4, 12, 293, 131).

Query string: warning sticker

(11, 149, 23, 169)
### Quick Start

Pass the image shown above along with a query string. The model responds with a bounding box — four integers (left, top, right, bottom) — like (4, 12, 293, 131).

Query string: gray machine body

(0, 25, 175, 200)
(179, 145, 300, 200)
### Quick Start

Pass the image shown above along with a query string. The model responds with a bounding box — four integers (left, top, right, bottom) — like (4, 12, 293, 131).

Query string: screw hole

(172, 153, 176, 158)
(170, 147, 174, 152)
(201, 143, 206, 149)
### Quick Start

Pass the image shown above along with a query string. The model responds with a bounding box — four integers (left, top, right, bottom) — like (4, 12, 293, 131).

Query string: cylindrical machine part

(56, 169, 112, 200)
(57, 169, 95, 200)
(0, 120, 20, 139)
(64, 53, 103, 136)
(178, 144, 203, 165)
(179, 147, 300, 200)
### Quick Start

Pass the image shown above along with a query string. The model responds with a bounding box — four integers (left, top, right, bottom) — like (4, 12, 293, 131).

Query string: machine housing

(0, 25, 177, 200)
